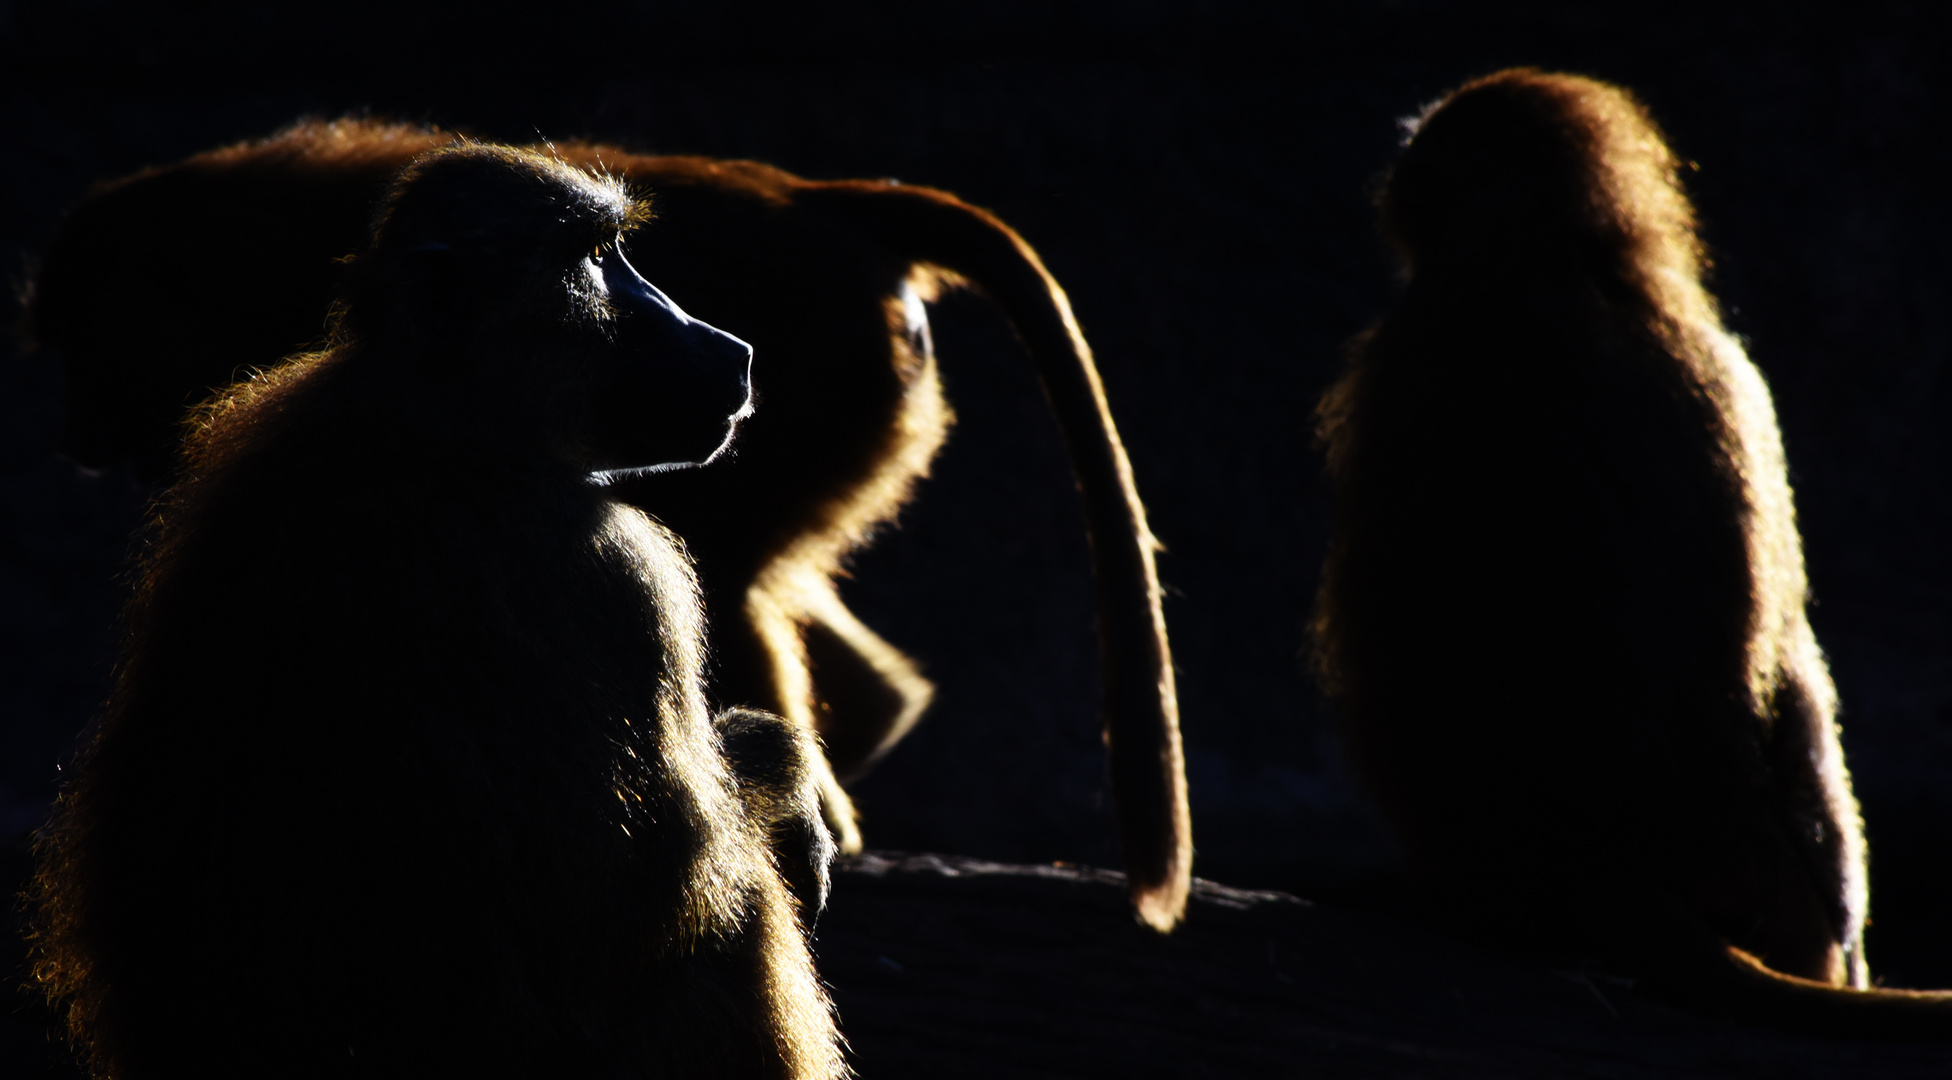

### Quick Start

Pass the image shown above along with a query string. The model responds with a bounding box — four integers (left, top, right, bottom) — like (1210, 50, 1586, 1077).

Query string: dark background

(2, 0, 1947, 1019)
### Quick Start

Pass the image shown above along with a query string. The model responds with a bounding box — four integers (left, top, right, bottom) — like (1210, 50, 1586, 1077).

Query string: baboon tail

(796, 179, 1192, 932)
(1690, 945, 1952, 1039)
(1637, 896, 1952, 1038)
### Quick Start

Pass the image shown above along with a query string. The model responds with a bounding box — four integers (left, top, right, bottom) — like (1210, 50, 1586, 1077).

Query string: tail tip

(1131, 875, 1190, 934)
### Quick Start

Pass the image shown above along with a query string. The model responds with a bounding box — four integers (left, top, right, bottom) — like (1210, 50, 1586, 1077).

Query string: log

(819, 853, 1947, 1078)
(5, 846, 1944, 1076)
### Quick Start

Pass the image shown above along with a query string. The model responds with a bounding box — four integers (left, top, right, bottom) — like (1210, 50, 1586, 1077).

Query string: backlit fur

(28, 120, 1191, 928)
(30, 145, 844, 1077)
(1316, 69, 1899, 1017)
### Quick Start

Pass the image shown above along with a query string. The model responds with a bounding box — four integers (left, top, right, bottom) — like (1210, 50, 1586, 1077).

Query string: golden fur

(31, 146, 845, 1076)
(29, 120, 1191, 928)
(1315, 68, 1951, 1035)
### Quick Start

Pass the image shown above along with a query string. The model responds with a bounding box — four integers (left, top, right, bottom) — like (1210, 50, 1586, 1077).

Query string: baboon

(30, 145, 846, 1077)
(1314, 69, 1952, 1034)
(29, 119, 1191, 929)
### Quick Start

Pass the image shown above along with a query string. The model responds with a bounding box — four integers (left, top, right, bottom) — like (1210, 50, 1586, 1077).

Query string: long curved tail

(1634, 893, 1952, 1038)
(796, 179, 1192, 931)
(1673, 944, 1952, 1039)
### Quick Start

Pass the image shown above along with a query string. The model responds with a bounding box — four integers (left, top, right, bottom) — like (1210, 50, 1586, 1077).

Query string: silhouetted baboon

(29, 119, 1191, 928)
(30, 145, 846, 1077)
(1314, 69, 1952, 1035)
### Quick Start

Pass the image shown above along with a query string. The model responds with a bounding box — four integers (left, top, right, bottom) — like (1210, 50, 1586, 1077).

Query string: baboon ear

(395, 242, 463, 310)
(391, 242, 488, 367)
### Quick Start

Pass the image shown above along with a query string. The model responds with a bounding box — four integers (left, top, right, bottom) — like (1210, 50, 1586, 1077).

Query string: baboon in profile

(1314, 69, 1952, 1034)
(31, 145, 845, 1077)
(29, 119, 1191, 929)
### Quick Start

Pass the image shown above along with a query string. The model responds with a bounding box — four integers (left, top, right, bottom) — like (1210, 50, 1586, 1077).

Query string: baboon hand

(715, 708, 837, 922)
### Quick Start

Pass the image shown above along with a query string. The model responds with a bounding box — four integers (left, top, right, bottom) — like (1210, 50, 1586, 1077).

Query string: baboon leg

(745, 578, 865, 855)
(802, 582, 935, 784)
(813, 767, 862, 857)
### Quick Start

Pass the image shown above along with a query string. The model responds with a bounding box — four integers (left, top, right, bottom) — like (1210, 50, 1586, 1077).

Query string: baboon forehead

(375, 144, 646, 255)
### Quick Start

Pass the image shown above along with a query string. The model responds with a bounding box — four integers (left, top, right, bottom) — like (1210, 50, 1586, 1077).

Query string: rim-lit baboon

(29, 119, 1191, 929)
(30, 145, 846, 1077)
(1314, 69, 1952, 1034)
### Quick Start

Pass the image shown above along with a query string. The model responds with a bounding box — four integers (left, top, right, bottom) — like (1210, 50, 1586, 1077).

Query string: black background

(3, 0, 1948, 1005)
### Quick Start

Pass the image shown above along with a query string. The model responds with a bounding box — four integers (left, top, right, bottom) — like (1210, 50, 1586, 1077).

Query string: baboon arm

(794, 181, 1191, 931)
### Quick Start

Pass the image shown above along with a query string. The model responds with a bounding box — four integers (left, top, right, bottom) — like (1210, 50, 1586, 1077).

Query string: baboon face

(360, 146, 754, 477)
(585, 240, 754, 476)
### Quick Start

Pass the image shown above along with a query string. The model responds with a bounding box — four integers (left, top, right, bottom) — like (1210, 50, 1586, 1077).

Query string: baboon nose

(716, 328, 754, 377)
(694, 320, 751, 381)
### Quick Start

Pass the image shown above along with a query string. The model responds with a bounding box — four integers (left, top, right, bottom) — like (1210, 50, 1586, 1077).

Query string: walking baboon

(29, 119, 1191, 928)
(31, 145, 846, 1077)
(1314, 69, 1952, 1034)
